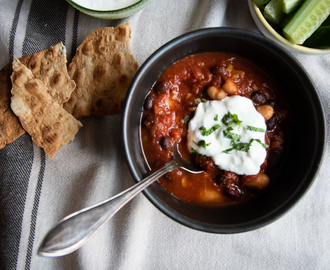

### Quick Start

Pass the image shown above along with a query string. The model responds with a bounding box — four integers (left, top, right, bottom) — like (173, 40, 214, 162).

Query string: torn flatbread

(10, 58, 82, 159)
(0, 42, 76, 149)
(64, 23, 139, 118)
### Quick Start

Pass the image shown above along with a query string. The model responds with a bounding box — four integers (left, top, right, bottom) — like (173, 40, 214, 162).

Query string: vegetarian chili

(141, 52, 290, 207)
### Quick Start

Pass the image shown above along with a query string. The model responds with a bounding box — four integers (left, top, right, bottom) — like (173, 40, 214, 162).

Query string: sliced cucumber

(283, 0, 330, 44)
(303, 26, 330, 48)
(253, 0, 271, 8)
(279, 12, 295, 28)
(321, 15, 330, 25)
(264, 0, 285, 25)
(283, 0, 304, 14)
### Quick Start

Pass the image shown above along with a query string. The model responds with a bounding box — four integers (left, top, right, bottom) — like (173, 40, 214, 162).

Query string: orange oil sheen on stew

(141, 52, 290, 208)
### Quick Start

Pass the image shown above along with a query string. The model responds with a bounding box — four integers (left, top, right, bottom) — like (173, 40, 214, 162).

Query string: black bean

(144, 95, 153, 110)
(154, 81, 170, 94)
(160, 136, 171, 150)
(250, 91, 267, 105)
(266, 115, 277, 130)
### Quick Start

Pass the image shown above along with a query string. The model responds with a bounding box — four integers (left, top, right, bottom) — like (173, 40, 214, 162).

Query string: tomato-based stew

(141, 52, 290, 207)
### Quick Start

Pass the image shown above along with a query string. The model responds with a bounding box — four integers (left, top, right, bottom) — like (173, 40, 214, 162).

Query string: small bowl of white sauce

(66, 0, 152, 19)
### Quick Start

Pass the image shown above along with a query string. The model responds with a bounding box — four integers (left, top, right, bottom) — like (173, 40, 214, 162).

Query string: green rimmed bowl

(248, 0, 330, 55)
(66, 0, 152, 19)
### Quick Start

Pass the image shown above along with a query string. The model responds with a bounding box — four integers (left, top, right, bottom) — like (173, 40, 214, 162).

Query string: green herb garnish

(190, 147, 198, 154)
(222, 138, 269, 154)
(183, 115, 190, 129)
(199, 124, 221, 136)
(195, 98, 208, 103)
(223, 139, 253, 153)
(214, 114, 219, 121)
(194, 140, 211, 149)
(223, 129, 241, 142)
(222, 147, 235, 154)
(254, 139, 269, 148)
(221, 111, 242, 127)
(190, 146, 203, 156)
(246, 125, 266, 132)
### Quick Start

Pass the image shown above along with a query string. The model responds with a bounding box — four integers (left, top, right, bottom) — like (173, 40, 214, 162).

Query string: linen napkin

(1, 0, 330, 269)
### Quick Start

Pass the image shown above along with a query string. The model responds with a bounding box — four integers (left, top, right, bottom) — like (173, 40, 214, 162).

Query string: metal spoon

(38, 143, 202, 257)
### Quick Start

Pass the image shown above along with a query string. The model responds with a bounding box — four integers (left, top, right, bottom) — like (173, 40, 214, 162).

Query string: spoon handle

(38, 159, 179, 257)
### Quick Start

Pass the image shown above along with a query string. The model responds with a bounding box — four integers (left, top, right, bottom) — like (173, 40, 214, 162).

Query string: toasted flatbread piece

(0, 63, 25, 149)
(10, 58, 82, 159)
(64, 23, 139, 118)
(20, 42, 76, 105)
(0, 42, 75, 149)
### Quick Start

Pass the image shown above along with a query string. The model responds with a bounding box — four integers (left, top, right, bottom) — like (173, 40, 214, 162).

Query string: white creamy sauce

(73, 0, 140, 11)
(187, 96, 267, 175)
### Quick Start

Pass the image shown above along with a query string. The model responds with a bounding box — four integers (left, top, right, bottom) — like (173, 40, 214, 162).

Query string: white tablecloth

(1, 0, 329, 269)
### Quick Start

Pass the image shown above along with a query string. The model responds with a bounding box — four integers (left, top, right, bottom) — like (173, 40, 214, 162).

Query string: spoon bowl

(38, 144, 202, 257)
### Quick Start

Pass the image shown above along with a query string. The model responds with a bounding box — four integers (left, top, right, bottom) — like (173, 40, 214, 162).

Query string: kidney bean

(154, 81, 170, 94)
(211, 65, 227, 76)
(195, 155, 216, 170)
(226, 185, 241, 197)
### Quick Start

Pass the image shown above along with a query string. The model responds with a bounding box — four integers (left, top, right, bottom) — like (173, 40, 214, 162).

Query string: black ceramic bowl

(122, 27, 325, 233)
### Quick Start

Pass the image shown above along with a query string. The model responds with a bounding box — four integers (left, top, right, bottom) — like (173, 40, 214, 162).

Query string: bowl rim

(248, 0, 330, 54)
(122, 27, 326, 233)
(66, 0, 149, 14)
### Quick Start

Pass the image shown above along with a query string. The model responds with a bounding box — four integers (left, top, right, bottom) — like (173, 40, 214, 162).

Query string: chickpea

(207, 86, 227, 100)
(182, 176, 190, 188)
(257, 105, 274, 120)
(245, 173, 270, 190)
(222, 78, 238, 95)
(199, 188, 222, 202)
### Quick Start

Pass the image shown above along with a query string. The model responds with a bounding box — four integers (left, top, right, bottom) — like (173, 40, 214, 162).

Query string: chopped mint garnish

(194, 140, 211, 149)
(223, 128, 241, 142)
(221, 111, 242, 127)
(199, 124, 221, 136)
(254, 138, 269, 148)
(246, 125, 266, 132)
(222, 138, 269, 154)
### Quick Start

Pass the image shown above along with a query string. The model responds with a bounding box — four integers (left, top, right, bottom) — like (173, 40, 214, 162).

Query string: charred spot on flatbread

(20, 42, 76, 105)
(10, 58, 82, 159)
(63, 23, 139, 118)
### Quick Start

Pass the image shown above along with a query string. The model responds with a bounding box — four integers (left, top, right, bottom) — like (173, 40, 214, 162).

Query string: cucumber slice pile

(283, 0, 330, 44)
(253, 0, 330, 48)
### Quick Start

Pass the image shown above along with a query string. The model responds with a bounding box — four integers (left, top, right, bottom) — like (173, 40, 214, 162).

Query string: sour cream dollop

(187, 96, 267, 175)
(72, 0, 140, 11)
